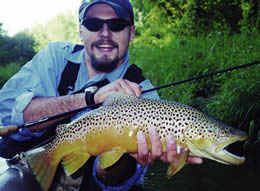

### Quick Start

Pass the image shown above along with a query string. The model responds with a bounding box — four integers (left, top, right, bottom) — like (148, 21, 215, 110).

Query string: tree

(0, 23, 3, 34)
(0, 23, 12, 65)
(0, 23, 36, 87)
(0, 30, 35, 66)
(32, 11, 80, 51)
(131, 0, 259, 37)
(11, 31, 35, 63)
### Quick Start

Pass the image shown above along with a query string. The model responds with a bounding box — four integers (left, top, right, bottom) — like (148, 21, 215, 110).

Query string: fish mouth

(206, 130, 248, 165)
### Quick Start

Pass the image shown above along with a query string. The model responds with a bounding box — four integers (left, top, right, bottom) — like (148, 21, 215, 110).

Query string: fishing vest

(58, 45, 146, 96)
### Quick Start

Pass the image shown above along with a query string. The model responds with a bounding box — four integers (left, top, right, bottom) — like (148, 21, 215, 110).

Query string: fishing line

(0, 60, 259, 136)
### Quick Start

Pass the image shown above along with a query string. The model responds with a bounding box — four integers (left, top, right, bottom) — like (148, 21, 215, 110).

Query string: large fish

(26, 93, 248, 191)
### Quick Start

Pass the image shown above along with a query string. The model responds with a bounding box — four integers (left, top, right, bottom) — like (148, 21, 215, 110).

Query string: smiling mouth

(97, 44, 115, 51)
(93, 40, 118, 52)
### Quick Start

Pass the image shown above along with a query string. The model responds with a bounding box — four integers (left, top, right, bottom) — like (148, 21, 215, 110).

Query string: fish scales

(26, 92, 248, 191)
(57, 96, 194, 151)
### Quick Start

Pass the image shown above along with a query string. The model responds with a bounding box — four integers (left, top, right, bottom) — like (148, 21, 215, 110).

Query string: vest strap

(58, 61, 80, 96)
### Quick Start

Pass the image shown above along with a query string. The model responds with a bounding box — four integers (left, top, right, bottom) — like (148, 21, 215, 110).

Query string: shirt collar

(65, 44, 85, 64)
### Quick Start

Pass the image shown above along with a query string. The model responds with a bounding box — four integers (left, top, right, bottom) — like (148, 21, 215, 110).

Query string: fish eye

(218, 129, 226, 137)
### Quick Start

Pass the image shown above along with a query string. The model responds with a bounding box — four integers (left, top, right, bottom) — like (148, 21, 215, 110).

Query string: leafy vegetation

(132, 0, 259, 37)
(130, 31, 259, 128)
(31, 11, 80, 52)
(0, 11, 80, 87)
(0, 24, 35, 87)
(0, 1, 259, 190)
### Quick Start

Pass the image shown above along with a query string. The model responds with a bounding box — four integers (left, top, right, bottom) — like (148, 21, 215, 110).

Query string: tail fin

(26, 146, 58, 191)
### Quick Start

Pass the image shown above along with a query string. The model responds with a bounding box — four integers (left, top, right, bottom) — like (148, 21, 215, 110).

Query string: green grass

(130, 31, 260, 127)
(129, 31, 260, 191)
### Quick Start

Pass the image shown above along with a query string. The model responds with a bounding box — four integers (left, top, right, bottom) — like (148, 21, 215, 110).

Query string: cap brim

(79, 0, 130, 21)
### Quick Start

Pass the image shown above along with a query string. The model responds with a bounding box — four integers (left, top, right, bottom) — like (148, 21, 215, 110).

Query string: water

(143, 148, 260, 191)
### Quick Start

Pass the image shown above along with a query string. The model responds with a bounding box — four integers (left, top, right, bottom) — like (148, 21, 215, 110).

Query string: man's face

(80, 4, 135, 73)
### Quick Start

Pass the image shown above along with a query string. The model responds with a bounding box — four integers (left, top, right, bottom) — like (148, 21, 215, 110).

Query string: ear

(129, 25, 135, 42)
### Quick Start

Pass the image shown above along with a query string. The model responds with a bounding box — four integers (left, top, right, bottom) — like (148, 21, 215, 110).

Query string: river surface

(142, 147, 260, 191)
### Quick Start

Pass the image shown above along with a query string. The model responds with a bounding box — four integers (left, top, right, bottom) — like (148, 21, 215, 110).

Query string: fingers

(130, 131, 149, 166)
(187, 156, 203, 164)
(149, 128, 162, 163)
(94, 79, 142, 103)
(163, 135, 203, 165)
(130, 130, 203, 166)
(130, 129, 162, 166)
(117, 79, 141, 97)
(125, 80, 142, 97)
(161, 135, 177, 162)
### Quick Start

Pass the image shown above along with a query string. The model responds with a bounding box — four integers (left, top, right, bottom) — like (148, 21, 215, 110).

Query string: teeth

(98, 44, 113, 48)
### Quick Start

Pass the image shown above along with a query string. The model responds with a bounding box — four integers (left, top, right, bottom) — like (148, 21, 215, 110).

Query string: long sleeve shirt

(0, 41, 159, 190)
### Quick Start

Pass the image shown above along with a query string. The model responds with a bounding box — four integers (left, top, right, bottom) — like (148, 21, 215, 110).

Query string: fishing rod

(142, 60, 260, 94)
(0, 60, 259, 136)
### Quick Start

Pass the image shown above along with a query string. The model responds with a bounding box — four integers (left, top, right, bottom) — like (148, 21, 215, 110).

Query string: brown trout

(26, 93, 248, 191)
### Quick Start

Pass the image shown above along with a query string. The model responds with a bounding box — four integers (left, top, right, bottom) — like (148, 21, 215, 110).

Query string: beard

(90, 54, 120, 73)
(90, 39, 121, 73)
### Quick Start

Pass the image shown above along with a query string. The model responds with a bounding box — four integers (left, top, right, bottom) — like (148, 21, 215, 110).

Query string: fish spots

(48, 93, 235, 159)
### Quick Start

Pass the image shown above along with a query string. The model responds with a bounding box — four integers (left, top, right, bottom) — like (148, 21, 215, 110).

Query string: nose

(98, 23, 112, 37)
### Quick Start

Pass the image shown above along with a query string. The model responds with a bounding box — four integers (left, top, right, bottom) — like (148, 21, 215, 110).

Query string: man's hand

(94, 79, 142, 104)
(130, 128, 203, 166)
(95, 128, 202, 186)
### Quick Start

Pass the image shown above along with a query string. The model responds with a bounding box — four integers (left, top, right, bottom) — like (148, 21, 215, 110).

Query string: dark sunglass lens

(108, 19, 130, 32)
(83, 18, 103, 31)
(82, 18, 130, 32)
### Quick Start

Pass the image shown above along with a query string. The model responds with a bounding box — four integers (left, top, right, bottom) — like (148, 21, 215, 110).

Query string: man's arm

(23, 93, 86, 131)
(24, 79, 141, 131)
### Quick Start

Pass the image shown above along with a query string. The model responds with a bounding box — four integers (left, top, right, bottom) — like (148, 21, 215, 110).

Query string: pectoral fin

(62, 152, 90, 176)
(99, 147, 125, 169)
(167, 149, 189, 178)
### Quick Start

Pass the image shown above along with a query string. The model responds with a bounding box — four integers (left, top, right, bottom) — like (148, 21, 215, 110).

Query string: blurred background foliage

(31, 11, 80, 52)
(0, 0, 259, 190)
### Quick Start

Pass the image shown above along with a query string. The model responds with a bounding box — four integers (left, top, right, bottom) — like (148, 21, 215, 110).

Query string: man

(0, 0, 202, 190)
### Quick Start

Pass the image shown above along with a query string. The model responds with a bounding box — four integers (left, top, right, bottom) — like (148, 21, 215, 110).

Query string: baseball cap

(79, 0, 134, 24)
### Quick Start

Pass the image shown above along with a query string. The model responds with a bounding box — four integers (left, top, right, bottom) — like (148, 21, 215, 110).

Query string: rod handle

(0, 125, 18, 136)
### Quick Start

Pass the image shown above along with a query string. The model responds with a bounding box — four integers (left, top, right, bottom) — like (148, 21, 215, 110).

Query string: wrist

(84, 86, 98, 105)
(93, 155, 147, 190)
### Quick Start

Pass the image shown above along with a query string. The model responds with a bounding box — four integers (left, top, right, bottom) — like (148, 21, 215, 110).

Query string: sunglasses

(81, 18, 131, 32)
